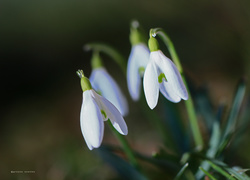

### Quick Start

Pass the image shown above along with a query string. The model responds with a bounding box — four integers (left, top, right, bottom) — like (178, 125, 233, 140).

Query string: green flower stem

(84, 43, 127, 74)
(150, 28, 204, 149)
(108, 120, 139, 169)
(199, 167, 216, 180)
(149, 28, 182, 73)
(183, 77, 203, 150)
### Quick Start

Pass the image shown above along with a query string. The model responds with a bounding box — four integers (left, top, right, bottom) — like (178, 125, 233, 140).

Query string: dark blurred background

(1, 0, 250, 179)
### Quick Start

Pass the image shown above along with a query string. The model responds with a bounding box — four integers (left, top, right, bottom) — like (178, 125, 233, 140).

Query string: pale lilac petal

(90, 68, 128, 116)
(80, 90, 104, 150)
(155, 50, 188, 100)
(143, 57, 159, 109)
(92, 91, 128, 135)
(159, 81, 181, 103)
(127, 47, 141, 101)
(134, 44, 150, 68)
(127, 44, 150, 101)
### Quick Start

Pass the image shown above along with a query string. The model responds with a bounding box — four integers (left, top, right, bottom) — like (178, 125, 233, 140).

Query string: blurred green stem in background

(107, 120, 139, 169)
(150, 28, 204, 149)
(84, 43, 127, 74)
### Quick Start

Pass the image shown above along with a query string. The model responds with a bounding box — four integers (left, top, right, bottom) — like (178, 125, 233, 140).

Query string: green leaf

(218, 78, 246, 153)
(160, 97, 191, 153)
(210, 160, 250, 179)
(207, 161, 236, 180)
(95, 146, 148, 180)
(195, 87, 216, 132)
(174, 163, 189, 180)
(225, 167, 250, 180)
(195, 120, 221, 179)
(199, 166, 216, 180)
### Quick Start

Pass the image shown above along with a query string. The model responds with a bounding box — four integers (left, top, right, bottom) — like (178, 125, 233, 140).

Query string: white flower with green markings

(77, 70, 128, 150)
(127, 44, 150, 101)
(90, 67, 128, 116)
(127, 20, 150, 101)
(143, 36, 188, 109)
(89, 52, 128, 116)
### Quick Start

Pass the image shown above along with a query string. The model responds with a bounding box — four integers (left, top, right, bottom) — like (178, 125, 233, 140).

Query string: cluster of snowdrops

(76, 21, 250, 179)
(77, 21, 188, 150)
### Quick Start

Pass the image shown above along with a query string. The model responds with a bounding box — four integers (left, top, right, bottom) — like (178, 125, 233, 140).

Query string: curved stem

(150, 28, 204, 149)
(150, 28, 183, 73)
(84, 43, 127, 74)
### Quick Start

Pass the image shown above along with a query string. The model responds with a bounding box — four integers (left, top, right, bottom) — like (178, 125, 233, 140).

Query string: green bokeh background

(1, 0, 250, 179)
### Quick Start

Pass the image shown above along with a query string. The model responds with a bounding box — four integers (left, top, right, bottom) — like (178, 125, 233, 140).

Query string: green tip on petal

(148, 37, 159, 52)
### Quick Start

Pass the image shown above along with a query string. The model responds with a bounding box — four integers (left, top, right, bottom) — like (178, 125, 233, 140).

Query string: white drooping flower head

(89, 52, 128, 116)
(143, 35, 188, 109)
(77, 70, 128, 150)
(127, 20, 150, 101)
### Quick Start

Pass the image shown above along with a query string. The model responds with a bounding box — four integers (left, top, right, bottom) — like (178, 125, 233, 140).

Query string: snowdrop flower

(89, 52, 128, 116)
(127, 21, 150, 101)
(77, 70, 128, 150)
(143, 36, 188, 109)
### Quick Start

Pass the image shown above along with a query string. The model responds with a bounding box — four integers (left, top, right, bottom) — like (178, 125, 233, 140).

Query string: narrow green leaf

(195, 120, 221, 179)
(225, 167, 250, 180)
(95, 146, 148, 180)
(207, 161, 236, 180)
(195, 88, 216, 131)
(219, 78, 246, 153)
(103, 145, 179, 172)
(209, 160, 250, 179)
(174, 163, 189, 180)
(160, 97, 191, 153)
(199, 167, 216, 180)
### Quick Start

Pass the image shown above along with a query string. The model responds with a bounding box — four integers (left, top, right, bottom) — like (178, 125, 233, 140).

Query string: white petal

(143, 57, 159, 109)
(90, 68, 128, 116)
(80, 90, 104, 150)
(127, 44, 150, 101)
(92, 90, 128, 135)
(159, 81, 181, 103)
(155, 50, 188, 100)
